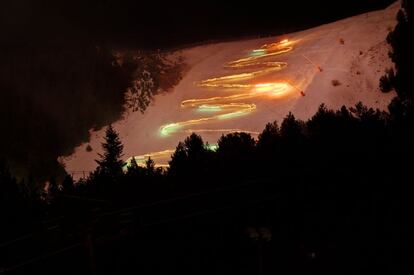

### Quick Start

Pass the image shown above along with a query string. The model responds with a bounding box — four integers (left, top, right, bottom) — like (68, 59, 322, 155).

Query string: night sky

(1, 0, 395, 48)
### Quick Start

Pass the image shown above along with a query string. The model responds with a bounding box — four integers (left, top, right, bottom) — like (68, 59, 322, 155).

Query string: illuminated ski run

(131, 39, 297, 167)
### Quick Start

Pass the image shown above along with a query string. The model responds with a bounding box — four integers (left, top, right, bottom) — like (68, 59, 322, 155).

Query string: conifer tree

(95, 125, 125, 178)
(145, 157, 155, 176)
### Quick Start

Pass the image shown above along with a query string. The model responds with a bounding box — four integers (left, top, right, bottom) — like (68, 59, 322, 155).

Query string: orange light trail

(159, 40, 296, 137)
(197, 64, 287, 88)
(125, 149, 175, 169)
(129, 39, 299, 166)
(227, 49, 291, 68)
(160, 103, 257, 136)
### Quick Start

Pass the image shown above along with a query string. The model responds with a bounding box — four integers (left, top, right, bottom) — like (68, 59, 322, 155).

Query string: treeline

(2, 98, 411, 273)
(49, 99, 412, 201)
(1, 100, 412, 273)
(0, 1, 412, 273)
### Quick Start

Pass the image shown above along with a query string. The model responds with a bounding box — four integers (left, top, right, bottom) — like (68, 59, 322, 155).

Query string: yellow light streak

(134, 38, 300, 167)
(226, 47, 292, 68)
(159, 39, 296, 137)
(197, 65, 286, 88)
(160, 103, 257, 136)
(180, 129, 261, 135)
(125, 149, 175, 168)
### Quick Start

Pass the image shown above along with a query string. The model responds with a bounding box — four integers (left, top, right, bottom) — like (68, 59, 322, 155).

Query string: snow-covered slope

(63, 2, 399, 178)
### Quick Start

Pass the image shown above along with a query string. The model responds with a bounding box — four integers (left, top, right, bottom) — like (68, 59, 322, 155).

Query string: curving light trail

(160, 103, 257, 137)
(159, 39, 296, 137)
(226, 49, 291, 69)
(128, 39, 298, 166)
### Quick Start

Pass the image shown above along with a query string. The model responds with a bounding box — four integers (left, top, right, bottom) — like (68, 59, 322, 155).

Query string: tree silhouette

(280, 112, 305, 155)
(169, 133, 210, 179)
(124, 51, 184, 113)
(145, 157, 156, 176)
(95, 125, 125, 179)
(280, 112, 304, 139)
(387, 0, 412, 97)
(217, 132, 255, 177)
(307, 104, 337, 135)
(379, 68, 395, 93)
(168, 142, 187, 177)
(127, 156, 140, 173)
(257, 121, 280, 154)
(384, 0, 413, 120)
(124, 156, 144, 188)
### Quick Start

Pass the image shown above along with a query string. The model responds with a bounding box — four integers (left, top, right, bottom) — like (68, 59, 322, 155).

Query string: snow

(62, 2, 399, 178)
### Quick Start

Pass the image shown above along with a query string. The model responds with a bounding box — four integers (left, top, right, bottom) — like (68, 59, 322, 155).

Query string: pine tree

(126, 156, 142, 181)
(168, 133, 208, 177)
(257, 121, 280, 153)
(386, 0, 412, 98)
(217, 132, 256, 176)
(127, 156, 139, 172)
(95, 125, 125, 178)
(280, 112, 304, 141)
(145, 157, 155, 176)
(168, 142, 187, 177)
(385, 0, 413, 119)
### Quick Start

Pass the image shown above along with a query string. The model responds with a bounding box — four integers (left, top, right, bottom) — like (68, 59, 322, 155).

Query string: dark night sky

(1, 0, 395, 48)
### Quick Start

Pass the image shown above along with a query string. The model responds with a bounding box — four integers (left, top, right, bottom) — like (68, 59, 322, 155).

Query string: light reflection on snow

(130, 39, 299, 167)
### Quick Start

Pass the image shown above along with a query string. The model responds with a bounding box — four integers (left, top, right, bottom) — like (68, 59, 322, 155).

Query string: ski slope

(63, 2, 399, 177)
